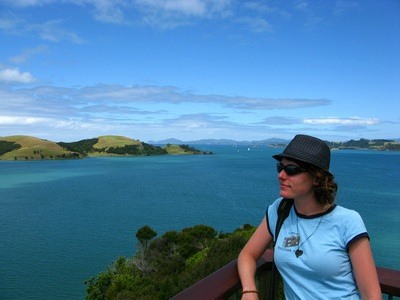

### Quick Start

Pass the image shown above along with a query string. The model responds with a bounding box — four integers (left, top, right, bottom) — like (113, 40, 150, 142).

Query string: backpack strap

(269, 198, 293, 300)
(272, 198, 294, 248)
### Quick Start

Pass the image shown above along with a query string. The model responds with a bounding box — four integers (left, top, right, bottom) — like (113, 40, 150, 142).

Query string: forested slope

(85, 224, 256, 299)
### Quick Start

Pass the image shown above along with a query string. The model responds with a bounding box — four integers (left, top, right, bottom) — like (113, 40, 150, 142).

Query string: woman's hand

(241, 291, 259, 300)
(349, 237, 381, 299)
(238, 216, 272, 300)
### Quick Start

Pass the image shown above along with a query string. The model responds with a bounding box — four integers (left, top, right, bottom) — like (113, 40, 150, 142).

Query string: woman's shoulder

(331, 204, 364, 222)
(266, 197, 286, 220)
(332, 204, 360, 215)
(331, 204, 368, 244)
(268, 197, 285, 209)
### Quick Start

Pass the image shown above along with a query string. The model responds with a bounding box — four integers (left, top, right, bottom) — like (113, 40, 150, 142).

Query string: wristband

(241, 290, 259, 294)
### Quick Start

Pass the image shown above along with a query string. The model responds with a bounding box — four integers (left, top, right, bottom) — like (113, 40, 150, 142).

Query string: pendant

(295, 249, 303, 258)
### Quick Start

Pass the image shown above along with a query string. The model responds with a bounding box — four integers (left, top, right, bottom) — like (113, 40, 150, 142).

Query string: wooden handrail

(171, 249, 400, 300)
(171, 250, 271, 300)
(377, 267, 400, 298)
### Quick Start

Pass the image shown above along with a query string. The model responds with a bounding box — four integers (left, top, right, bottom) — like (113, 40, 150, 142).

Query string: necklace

(295, 215, 324, 258)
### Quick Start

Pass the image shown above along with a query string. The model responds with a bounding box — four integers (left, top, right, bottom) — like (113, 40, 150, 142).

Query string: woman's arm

(237, 216, 273, 299)
(348, 237, 381, 300)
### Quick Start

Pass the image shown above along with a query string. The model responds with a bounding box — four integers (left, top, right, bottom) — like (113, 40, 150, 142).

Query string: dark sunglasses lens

(285, 165, 301, 175)
(277, 163, 303, 175)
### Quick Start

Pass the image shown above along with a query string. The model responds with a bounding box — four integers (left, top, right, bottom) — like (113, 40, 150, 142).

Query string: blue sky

(0, 0, 399, 142)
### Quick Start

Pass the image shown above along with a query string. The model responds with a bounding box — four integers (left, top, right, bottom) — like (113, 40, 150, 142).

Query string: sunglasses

(277, 162, 306, 176)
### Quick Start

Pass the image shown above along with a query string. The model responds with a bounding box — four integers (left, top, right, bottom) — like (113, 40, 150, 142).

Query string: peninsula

(0, 135, 212, 161)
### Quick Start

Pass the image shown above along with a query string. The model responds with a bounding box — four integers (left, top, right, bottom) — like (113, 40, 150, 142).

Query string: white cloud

(1, 0, 50, 7)
(0, 14, 84, 43)
(76, 84, 330, 110)
(0, 83, 336, 141)
(243, 2, 274, 14)
(0, 16, 23, 31)
(132, 0, 232, 28)
(224, 97, 330, 110)
(9, 45, 48, 64)
(0, 84, 331, 124)
(236, 16, 272, 33)
(0, 115, 49, 125)
(0, 68, 35, 83)
(333, 0, 358, 16)
(32, 19, 85, 43)
(262, 116, 300, 125)
(91, 0, 127, 24)
(135, 0, 214, 16)
(303, 117, 379, 125)
(0, 114, 119, 132)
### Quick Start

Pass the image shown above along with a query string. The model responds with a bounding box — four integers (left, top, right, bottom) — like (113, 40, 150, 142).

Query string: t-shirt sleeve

(343, 209, 369, 251)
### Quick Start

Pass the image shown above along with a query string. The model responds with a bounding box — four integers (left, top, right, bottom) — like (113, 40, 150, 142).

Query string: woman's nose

(278, 168, 287, 179)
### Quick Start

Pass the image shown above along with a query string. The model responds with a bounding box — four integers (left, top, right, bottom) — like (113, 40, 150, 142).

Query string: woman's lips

(279, 183, 289, 190)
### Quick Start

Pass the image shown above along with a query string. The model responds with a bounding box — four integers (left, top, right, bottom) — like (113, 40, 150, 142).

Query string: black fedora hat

(273, 134, 332, 175)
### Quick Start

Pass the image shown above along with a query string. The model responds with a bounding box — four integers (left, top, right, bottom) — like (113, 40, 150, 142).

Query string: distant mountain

(149, 138, 184, 145)
(149, 137, 400, 151)
(2, 135, 399, 161)
(149, 138, 289, 146)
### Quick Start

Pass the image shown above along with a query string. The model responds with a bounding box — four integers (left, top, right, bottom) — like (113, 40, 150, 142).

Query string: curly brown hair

(305, 163, 338, 205)
(287, 159, 338, 205)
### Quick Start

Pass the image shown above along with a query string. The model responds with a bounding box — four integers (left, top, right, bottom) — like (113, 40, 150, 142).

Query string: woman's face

(278, 158, 315, 200)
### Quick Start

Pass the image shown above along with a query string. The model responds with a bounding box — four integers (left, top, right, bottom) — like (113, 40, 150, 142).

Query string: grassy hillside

(0, 135, 79, 160)
(164, 144, 192, 154)
(0, 135, 211, 160)
(164, 144, 212, 155)
(93, 135, 141, 150)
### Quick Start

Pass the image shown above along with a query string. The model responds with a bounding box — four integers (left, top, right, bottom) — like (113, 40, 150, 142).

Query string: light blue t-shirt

(267, 198, 369, 300)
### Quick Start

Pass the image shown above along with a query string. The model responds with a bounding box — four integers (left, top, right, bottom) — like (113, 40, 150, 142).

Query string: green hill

(0, 135, 81, 160)
(0, 135, 211, 161)
(163, 143, 212, 155)
(94, 135, 141, 149)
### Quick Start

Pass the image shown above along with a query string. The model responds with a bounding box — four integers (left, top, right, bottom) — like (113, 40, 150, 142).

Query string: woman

(238, 134, 381, 299)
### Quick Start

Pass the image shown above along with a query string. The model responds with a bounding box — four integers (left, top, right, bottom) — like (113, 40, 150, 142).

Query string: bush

(85, 224, 255, 299)
(0, 141, 21, 156)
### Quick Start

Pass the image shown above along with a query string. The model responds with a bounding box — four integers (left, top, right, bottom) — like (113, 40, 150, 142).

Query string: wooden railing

(171, 249, 400, 300)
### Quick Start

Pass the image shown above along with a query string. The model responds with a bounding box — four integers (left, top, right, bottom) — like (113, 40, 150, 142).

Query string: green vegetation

(165, 144, 213, 155)
(106, 142, 167, 156)
(94, 135, 142, 149)
(326, 138, 400, 151)
(58, 138, 99, 154)
(0, 140, 21, 155)
(0, 135, 210, 160)
(85, 224, 256, 299)
(1, 135, 398, 160)
(57, 136, 142, 155)
(0, 135, 81, 160)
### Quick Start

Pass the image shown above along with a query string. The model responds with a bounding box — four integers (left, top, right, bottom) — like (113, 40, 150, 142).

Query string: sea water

(0, 146, 399, 299)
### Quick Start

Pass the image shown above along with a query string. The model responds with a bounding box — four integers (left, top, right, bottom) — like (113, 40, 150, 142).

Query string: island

(0, 135, 212, 161)
(1, 135, 399, 161)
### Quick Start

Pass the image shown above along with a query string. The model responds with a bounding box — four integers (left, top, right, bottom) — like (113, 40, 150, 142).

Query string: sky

(0, 0, 399, 143)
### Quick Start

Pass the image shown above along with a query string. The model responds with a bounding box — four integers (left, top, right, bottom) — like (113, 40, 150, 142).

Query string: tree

(0, 141, 21, 156)
(57, 138, 98, 154)
(85, 224, 257, 299)
(135, 225, 157, 249)
(133, 226, 157, 275)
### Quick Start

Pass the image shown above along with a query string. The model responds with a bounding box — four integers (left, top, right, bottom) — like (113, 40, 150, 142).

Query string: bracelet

(242, 290, 259, 294)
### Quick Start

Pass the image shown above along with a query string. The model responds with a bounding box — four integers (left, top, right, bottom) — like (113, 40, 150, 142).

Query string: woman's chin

(279, 190, 291, 198)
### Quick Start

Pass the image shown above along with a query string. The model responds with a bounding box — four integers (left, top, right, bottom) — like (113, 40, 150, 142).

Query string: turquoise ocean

(1, 146, 399, 299)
